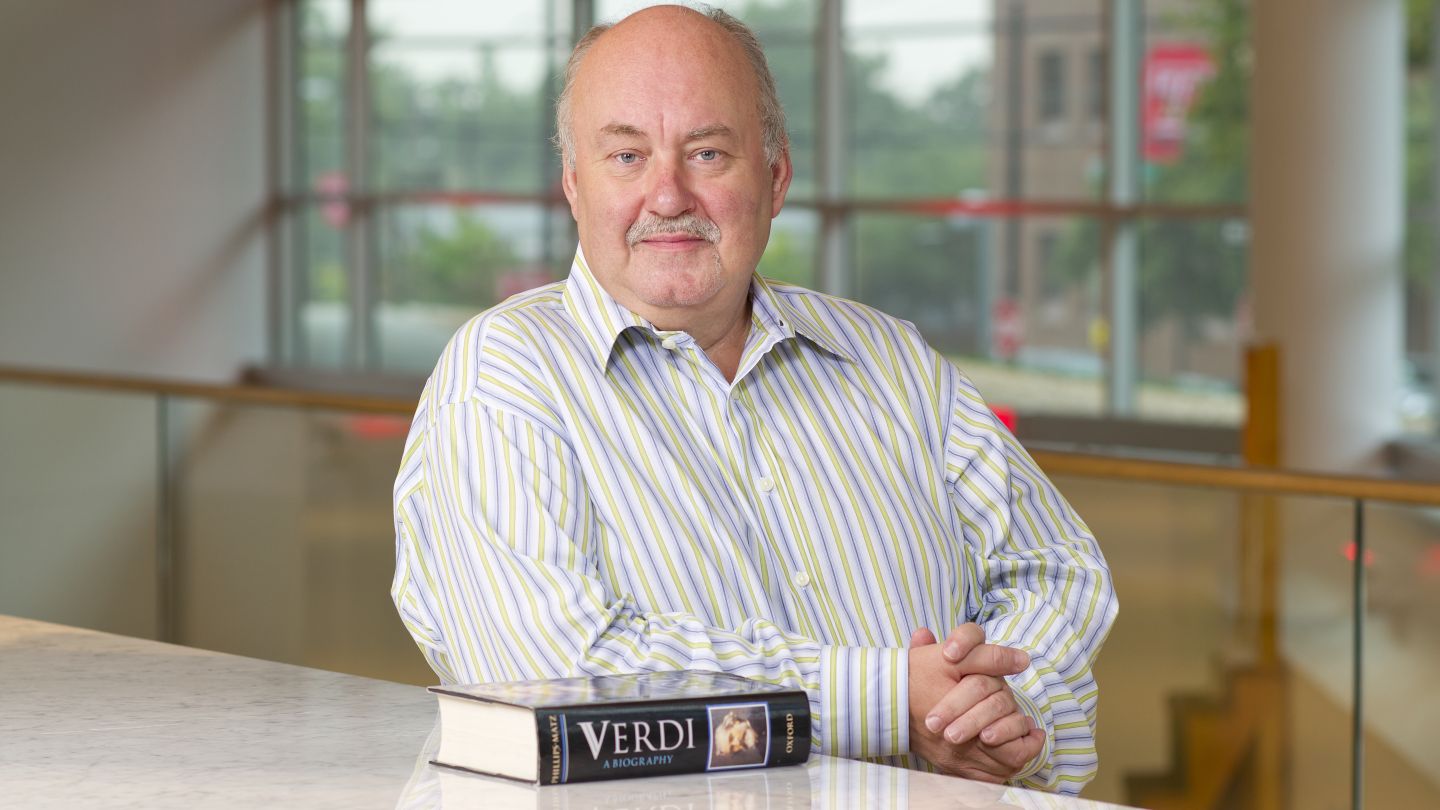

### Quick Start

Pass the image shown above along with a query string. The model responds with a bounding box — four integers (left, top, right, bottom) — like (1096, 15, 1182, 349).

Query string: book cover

(429, 670, 812, 785)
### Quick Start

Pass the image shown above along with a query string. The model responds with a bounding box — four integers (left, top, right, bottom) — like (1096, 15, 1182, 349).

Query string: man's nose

(644, 157, 696, 218)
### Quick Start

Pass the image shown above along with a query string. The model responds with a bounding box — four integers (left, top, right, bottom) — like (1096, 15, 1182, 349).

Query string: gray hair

(553, 6, 789, 169)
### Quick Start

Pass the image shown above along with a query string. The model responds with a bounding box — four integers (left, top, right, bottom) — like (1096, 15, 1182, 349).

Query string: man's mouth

(638, 232, 709, 249)
(626, 213, 721, 247)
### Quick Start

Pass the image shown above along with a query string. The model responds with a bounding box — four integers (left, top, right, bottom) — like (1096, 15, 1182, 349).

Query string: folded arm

(942, 374, 1118, 793)
(392, 397, 905, 758)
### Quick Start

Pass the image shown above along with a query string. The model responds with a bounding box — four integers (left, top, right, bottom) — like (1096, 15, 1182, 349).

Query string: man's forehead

(573, 15, 759, 106)
(596, 122, 739, 141)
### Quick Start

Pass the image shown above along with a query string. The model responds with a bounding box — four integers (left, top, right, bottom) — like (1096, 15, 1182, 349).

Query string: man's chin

(631, 270, 728, 311)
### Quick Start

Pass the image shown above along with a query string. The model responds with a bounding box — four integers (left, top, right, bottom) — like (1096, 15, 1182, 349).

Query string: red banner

(1143, 43, 1215, 164)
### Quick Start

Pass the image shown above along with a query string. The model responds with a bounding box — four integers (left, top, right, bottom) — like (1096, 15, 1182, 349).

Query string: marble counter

(0, 616, 1136, 809)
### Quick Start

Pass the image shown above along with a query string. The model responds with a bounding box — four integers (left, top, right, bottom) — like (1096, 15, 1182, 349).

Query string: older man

(392, 4, 1115, 794)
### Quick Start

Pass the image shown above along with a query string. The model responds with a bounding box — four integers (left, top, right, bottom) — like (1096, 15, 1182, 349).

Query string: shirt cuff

(1005, 664, 1053, 783)
(817, 645, 908, 759)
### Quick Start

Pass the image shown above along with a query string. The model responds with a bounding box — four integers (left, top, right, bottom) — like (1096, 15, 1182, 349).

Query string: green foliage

(757, 226, 814, 287)
(1409, 0, 1433, 70)
(1048, 0, 1251, 343)
(387, 213, 520, 304)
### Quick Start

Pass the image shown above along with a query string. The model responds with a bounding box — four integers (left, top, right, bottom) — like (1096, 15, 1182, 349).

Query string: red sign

(496, 267, 555, 301)
(1143, 43, 1215, 164)
(316, 171, 350, 229)
(991, 298, 1024, 360)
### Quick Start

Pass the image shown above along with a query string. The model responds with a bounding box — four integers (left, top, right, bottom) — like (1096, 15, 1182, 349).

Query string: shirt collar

(562, 247, 651, 369)
(749, 274, 855, 362)
(562, 246, 856, 369)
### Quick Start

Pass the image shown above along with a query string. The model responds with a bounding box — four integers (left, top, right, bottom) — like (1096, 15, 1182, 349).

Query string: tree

(1045, 0, 1250, 378)
(388, 212, 520, 305)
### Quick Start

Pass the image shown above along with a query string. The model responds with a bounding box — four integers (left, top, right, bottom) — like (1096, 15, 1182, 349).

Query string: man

(392, 4, 1115, 794)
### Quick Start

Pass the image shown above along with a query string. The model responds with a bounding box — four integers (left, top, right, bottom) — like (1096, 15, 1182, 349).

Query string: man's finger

(942, 687, 1018, 745)
(978, 710, 1030, 747)
(952, 642, 1029, 676)
(923, 673, 1001, 735)
(986, 726, 1045, 771)
(910, 627, 937, 648)
(940, 623, 985, 662)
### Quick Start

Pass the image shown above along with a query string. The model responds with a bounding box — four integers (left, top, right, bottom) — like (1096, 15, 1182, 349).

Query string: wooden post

(1243, 343, 1285, 810)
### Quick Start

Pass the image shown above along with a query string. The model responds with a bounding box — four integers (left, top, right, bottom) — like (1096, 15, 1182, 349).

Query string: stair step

(1125, 666, 1284, 810)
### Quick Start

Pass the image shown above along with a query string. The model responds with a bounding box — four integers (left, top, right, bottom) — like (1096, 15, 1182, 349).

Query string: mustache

(626, 213, 721, 246)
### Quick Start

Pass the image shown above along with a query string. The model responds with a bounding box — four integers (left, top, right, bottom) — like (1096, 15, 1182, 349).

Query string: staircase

(1126, 664, 1287, 810)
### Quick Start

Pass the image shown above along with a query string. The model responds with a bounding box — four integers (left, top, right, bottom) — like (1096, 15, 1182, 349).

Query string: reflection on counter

(397, 722, 1134, 810)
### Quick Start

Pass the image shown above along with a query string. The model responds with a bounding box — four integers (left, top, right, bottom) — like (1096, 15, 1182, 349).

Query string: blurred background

(1, 1, 1439, 807)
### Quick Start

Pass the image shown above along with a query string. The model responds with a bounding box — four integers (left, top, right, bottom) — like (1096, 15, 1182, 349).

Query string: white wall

(0, 0, 268, 380)
(0, 0, 269, 638)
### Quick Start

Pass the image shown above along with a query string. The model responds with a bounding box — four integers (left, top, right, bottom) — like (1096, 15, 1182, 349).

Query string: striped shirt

(391, 249, 1117, 793)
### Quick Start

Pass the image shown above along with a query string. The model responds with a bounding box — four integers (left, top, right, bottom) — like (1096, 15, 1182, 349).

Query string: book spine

(533, 693, 811, 785)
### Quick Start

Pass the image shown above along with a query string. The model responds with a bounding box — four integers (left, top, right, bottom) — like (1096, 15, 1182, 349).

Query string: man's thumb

(909, 628, 938, 648)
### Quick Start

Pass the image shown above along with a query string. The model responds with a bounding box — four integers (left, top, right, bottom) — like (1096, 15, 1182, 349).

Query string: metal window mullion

(1430, 12, 1440, 437)
(1002, 0, 1025, 303)
(264, 0, 285, 368)
(1106, 0, 1140, 416)
(1351, 498, 1366, 810)
(345, 0, 373, 371)
(816, 0, 848, 298)
(155, 395, 176, 643)
(289, 0, 311, 367)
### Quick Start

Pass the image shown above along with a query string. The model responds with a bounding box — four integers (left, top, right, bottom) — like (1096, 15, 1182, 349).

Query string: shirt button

(756, 477, 775, 492)
(661, 336, 680, 350)
(792, 571, 811, 588)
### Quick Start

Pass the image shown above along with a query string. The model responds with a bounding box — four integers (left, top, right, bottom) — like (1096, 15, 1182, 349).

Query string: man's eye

(696, 149, 720, 161)
(615, 152, 641, 165)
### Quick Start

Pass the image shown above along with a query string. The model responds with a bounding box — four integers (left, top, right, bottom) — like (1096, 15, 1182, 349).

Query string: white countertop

(0, 616, 1135, 809)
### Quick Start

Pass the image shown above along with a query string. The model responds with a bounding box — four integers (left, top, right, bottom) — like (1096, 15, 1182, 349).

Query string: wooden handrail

(6, 364, 1440, 507)
(0, 365, 414, 415)
(1029, 451, 1440, 506)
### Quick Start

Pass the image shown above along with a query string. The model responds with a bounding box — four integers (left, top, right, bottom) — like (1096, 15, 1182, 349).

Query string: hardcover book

(428, 670, 812, 785)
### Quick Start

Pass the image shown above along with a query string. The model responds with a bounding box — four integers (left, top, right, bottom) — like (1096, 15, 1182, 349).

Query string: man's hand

(907, 624, 1045, 782)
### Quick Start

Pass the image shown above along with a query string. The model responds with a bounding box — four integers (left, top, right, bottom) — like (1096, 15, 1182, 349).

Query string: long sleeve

(942, 371, 1118, 794)
(391, 389, 907, 759)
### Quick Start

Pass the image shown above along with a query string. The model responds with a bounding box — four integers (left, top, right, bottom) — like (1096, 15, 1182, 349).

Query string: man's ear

(561, 156, 581, 221)
(769, 148, 794, 217)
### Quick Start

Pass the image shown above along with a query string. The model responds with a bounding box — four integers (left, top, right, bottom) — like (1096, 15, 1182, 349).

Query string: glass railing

(1, 365, 1436, 808)
(0, 367, 433, 686)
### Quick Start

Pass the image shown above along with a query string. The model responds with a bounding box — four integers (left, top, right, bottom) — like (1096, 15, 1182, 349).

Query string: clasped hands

(907, 623, 1044, 782)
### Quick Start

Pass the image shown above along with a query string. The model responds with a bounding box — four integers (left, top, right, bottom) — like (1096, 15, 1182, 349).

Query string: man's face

(561, 10, 792, 331)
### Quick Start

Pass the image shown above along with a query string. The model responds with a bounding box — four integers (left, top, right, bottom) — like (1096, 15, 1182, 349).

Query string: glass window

(853, 213, 1104, 418)
(845, 1, 990, 198)
(368, 0, 566, 194)
(992, 0, 1106, 199)
(374, 203, 571, 372)
(280, 0, 1254, 440)
(1088, 47, 1105, 120)
(1141, 0, 1248, 205)
(295, 205, 349, 369)
(296, 0, 349, 193)
(1038, 49, 1066, 122)
(758, 209, 819, 288)
(1136, 217, 1248, 426)
(1404, 0, 1437, 435)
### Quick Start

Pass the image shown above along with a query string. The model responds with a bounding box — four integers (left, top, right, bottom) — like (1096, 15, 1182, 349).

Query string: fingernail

(1014, 650, 1030, 668)
(982, 728, 995, 743)
(946, 729, 962, 743)
(943, 642, 960, 660)
(925, 715, 941, 732)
